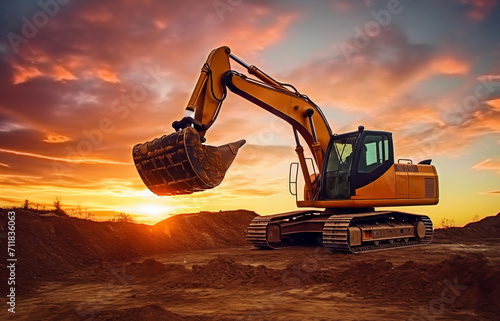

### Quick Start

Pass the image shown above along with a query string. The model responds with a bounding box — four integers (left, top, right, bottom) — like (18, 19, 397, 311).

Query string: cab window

(327, 137, 356, 172)
(323, 135, 357, 199)
(358, 135, 389, 173)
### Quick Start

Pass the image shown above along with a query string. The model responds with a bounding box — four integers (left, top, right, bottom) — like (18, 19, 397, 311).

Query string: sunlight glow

(131, 204, 172, 217)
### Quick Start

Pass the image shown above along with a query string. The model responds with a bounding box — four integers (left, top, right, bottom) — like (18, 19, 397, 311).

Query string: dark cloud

(456, 0, 498, 21)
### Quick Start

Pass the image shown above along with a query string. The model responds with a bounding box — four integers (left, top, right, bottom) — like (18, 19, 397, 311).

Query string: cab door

(351, 131, 394, 196)
(322, 134, 358, 199)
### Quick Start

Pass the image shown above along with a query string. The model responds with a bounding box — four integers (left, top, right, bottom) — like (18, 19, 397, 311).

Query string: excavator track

(248, 210, 433, 253)
(246, 210, 327, 249)
(323, 211, 433, 254)
(246, 215, 274, 248)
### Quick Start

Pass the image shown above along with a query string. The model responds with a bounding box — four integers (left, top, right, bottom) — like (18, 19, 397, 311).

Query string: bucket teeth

(218, 139, 246, 170)
(133, 127, 244, 196)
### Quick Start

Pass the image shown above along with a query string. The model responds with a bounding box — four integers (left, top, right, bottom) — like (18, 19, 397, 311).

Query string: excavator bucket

(132, 126, 245, 196)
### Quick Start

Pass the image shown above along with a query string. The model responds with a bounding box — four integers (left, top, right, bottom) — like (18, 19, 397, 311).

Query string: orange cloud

(80, 8, 113, 23)
(0, 148, 131, 165)
(472, 158, 500, 175)
(43, 133, 71, 143)
(153, 19, 168, 30)
(393, 106, 500, 160)
(331, 0, 354, 12)
(96, 67, 120, 83)
(486, 98, 500, 111)
(221, 12, 298, 54)
(477, 74, 500, 82)
(12, 65, 42, 85)
(432, 56, 470, 75)
(480, 190, 500, 195)
(53, 65, 77, 82)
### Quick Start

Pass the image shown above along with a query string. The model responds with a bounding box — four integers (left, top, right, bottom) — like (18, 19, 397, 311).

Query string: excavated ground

(0, 209, 499, 321)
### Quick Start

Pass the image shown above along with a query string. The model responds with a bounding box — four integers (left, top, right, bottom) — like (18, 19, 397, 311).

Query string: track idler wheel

(133, 126, 245, 196)
(415, 221, 426, 239)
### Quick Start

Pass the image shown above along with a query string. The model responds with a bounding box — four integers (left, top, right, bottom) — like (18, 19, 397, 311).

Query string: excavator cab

(322, 127, 394, 200)
(315, 125, 439, 209)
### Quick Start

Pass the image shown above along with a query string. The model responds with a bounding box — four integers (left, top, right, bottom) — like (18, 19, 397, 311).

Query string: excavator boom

(134, 46, 331, 198)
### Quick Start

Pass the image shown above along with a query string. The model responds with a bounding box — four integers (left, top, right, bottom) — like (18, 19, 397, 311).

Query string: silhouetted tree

(53, 197, 68, 217)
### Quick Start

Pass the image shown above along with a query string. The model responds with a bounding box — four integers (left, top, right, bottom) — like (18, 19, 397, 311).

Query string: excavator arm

(133, 46, 332, 199)
(176, 46, 332, 152)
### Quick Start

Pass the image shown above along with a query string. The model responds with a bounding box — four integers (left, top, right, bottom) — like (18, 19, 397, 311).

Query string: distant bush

(68, 205, 95, 221)
(109, 212, 136, 223)
(440, 218, 456, 228)
(18, 199, 58, 215)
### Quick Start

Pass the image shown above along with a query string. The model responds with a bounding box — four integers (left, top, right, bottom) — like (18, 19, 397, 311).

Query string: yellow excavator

(132, 46, 438, 253)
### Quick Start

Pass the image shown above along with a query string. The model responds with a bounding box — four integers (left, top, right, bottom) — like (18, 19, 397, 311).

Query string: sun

(133, 204, 172, 217)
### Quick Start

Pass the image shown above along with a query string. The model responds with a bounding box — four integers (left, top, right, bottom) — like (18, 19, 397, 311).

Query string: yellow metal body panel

(396, 169, 409, 197)
(297, 198, 438, 208)
(353, 163, 438, 201)
(297, 163, 439, 208)
(353, 166, 397, 199)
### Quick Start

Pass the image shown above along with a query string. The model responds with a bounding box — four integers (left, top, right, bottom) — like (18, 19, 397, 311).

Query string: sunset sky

(0, 0, 499, 226)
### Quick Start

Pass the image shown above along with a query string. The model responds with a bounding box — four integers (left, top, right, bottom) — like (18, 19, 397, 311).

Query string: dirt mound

(123, 253, 499, 317)
(86, 304, 230, 321)
(434, 212, 500, 243)
(95, 305, 185, 321)
(466, 212, 500, 229)
(0, 209, 257, 294)
(3, 207, 500, 320)
(154, 210, 256, 250)
(129, 256, 282, 289)
(329, 253, 499, 315)
(190, 256, 282, 288)
(126, 258, 168, 278)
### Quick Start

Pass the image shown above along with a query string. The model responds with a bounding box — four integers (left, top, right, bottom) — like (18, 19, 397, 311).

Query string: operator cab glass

(322, 130, 394, 200)
(323, 134, 357, 199)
